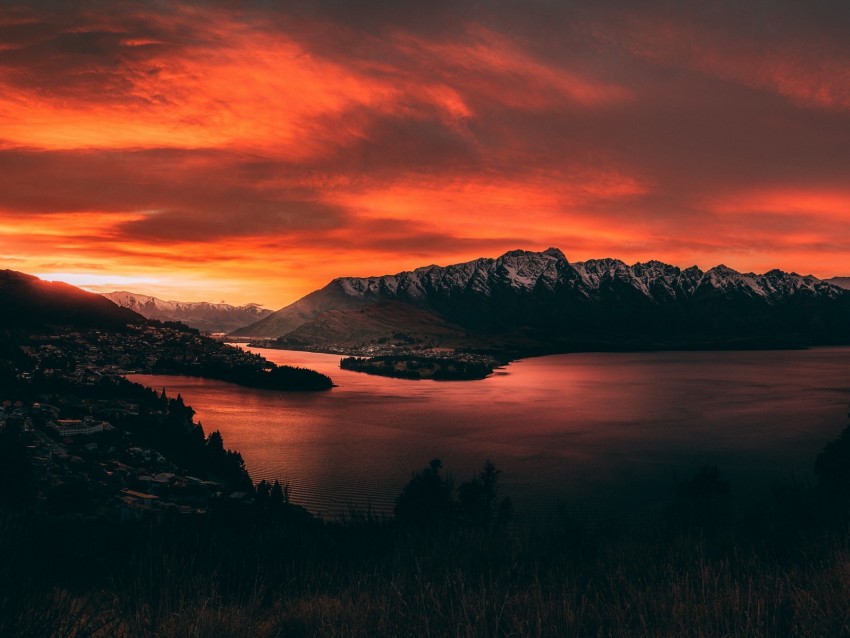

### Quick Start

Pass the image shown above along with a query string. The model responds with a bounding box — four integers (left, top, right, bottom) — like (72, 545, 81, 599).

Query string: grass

(6, 446, 850, 638)
(4, 496, 850, 638)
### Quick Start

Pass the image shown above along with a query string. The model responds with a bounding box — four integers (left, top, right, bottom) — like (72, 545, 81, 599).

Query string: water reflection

(128, 347, 850, 519)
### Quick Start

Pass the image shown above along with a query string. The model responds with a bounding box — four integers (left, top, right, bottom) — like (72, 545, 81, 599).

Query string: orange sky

(1, 1, 849, 308)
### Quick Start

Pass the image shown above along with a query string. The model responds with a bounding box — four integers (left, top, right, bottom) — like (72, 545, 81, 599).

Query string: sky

(0, 0, 848, 309)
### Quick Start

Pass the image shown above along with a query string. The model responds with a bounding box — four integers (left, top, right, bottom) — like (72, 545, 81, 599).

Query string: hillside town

(0, 388, 248, 519)
(0, 324, 288, 519)
(21, 322, 272, 379)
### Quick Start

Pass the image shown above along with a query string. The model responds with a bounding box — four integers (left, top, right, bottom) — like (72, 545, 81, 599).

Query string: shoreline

(232, 336, 828, 363)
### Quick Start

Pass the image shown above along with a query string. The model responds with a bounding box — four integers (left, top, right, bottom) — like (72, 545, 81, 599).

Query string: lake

(129, 347, 850, 519)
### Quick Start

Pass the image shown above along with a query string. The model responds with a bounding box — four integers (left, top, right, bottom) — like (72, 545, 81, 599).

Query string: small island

(340, 354, 500, 381)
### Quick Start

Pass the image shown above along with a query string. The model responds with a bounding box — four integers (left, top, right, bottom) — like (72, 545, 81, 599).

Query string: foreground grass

(4, 489, 850, 638)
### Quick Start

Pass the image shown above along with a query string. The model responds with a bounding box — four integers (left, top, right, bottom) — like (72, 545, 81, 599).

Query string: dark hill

(0, 270, 143, 332)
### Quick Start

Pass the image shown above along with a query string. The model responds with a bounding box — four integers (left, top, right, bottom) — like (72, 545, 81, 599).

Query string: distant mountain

(0, 270, 143, 332)
(825, 277, 850, 290)
(234, 248, 850, 352)
(102, 291, 272, 333)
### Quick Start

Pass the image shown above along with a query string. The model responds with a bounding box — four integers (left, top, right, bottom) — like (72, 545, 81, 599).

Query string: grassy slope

(3, 473, 850, 637)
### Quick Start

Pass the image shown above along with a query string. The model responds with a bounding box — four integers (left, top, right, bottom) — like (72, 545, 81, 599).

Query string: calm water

(129, 347, 850, 519)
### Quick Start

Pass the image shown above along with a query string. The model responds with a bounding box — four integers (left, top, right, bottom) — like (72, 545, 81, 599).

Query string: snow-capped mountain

(234, 249, 850, 351)
(825, 277, 850, 290)
(103, 291, 271, 333)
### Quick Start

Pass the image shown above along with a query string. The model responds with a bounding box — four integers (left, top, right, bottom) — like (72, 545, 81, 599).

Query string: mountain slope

(234, 249, 850, 351)
(278, 301, 485, 350)
(825, 277, 850, 290)
(103, 291, 271, 333)
(231, 281, 366, 338)
(0, 270, 143, 331)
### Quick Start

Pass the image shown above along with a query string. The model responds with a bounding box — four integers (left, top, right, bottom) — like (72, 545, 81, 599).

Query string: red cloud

(0, 2, 848, 306)
(599, 9, 850, 111)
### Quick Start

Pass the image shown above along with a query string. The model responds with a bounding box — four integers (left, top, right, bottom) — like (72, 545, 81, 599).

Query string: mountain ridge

(233, 249, 850, 352)
(102, 291, 272, 333)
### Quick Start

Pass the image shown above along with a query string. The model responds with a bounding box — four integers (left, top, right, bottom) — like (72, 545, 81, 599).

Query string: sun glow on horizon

(35, 272, 165, 290)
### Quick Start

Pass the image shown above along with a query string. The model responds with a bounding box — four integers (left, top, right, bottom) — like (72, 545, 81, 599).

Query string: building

(52, 418, 107, 437)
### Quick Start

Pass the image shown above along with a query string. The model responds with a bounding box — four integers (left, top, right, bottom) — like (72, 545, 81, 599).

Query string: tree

(269, 480, 290, 511)
(206, 430, 225, 455)
(458, 460, 512, 529)
(394, 459, 454, 529)
(815, 423, 850, 500)
(255, 479, 271, 509)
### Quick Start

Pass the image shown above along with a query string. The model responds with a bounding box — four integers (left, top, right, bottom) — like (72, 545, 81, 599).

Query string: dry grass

(11, 545, 850, 638)
(56, 528, 850, 638)
(6, 493, 850, 637)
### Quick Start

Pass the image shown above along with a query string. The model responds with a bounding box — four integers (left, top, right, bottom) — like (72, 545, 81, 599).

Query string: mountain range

(4, 251, 850, 355)
(102, 291, 271, 333)
(233, 248, 850, 352)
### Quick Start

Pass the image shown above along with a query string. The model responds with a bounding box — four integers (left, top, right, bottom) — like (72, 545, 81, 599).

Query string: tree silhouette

(394, 459, 454, 529)
(458, 460, 512, 529)
(815, 422, 850, 501)
(270, 479, 289, 511)
(255, 479, 271, 508)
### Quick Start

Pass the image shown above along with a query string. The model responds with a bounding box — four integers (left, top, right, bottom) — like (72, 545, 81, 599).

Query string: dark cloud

(296, 110, 480, 177)
(0, 8, 189, 102)
(0, 148, 348, 240)
(118, 200, 347, 242)
(336, 217, 531, 257)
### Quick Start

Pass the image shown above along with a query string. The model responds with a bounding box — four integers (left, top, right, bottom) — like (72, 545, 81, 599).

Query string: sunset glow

(1, 1, 848, 307)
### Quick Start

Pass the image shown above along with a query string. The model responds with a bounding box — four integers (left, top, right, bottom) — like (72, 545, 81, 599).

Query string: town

(339, 352, 502, 380)
(24, 322, 287, 380)
(0, 323, 300, 519)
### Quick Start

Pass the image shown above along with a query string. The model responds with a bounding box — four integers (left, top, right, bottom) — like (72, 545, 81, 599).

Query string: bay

(129, 347, 850, 519)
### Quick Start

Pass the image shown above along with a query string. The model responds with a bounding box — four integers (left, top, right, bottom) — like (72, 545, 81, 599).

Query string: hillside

(275, 301, 489, 350)
(0, 270, 332, 391)
(0, 270, 143, 331)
